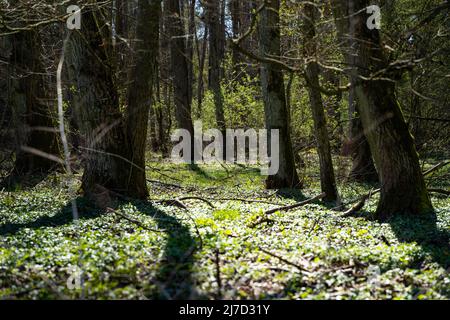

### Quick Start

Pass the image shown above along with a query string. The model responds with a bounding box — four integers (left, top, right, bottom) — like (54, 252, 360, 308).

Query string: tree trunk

(196, 27, 208, 116)
(345, 0, 378, 183)
(205, 0, 226, 156)
(66, 7, 139, 201)
(125, 0, 161, 199)
(303, 2, 339, 202)
(348, 112, 379, 182)
(229, 0, 243, 81)
(187, 0, 196, 108)
(332, 0, 433, 218)
(167, 0, 195, 159)
(10, 31, 60, 175)
(259, 0, 300, 189)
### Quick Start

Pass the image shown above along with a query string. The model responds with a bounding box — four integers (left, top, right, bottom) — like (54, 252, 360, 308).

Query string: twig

(264, 193, 326, 215)
(215, 249, 222, 299)
(258, 247, 313, 273)
(147, 179, 183, 189)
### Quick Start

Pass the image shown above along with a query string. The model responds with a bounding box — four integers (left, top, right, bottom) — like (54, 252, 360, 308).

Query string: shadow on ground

(388, 213, 450, 270)
(0, 197, 199, 299)
(0, 171, 53, 191)
(133, 201, 199, 299)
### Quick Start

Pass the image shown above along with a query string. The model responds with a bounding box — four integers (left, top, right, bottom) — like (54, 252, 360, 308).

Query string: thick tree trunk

(125, 0, 161, 199)
(10, 31, 60, 175)
(66, 8, 138, 201)
(259, 0, 300, 189)
(333, 0, 433, 218)
(303, 2, 339, 202)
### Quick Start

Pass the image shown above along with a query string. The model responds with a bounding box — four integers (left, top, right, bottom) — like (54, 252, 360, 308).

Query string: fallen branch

(342, 194, 370, 217)
(147, 179, 183, 189)
(178, 196, 216, 208)
(155, 199, 188, 210)
(249, 217, 276, 228)
(428, 188, 450, 196)
(339, 161, 450, 215)
(204, 197, 282, 205)
(106, 207, 165, 233)
(258, 247, 313, 273)
(423, 161, 450, 176)
(264, 193, 326, 215)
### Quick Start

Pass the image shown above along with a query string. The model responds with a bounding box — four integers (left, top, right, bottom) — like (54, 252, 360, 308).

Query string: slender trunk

(187, 0, 196, 107)
(303, 2, 339, 202)
(259, 0, 300, 189)
(333, 0, 433, 218)
(230, 0, 242, 80)
(196, 27, 208, 116)
(167, 0, 195, 159)
(206, 0, 226, 155)
(125, 0, 161, 198)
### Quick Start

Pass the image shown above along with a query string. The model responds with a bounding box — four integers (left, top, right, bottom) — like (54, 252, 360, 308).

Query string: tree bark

(125, 0, 161, 198)
(348, 113, 379, 182)
(167, 0, 195, 159)
(10, 31, 60, 175)
(346, 0, 378, 183)
(205, 0, 226, 156)
(66, 7, 141, 201)
(332, 0, 433, 218)
(303, 2, 339, 202)
(259, 0, 300, 189)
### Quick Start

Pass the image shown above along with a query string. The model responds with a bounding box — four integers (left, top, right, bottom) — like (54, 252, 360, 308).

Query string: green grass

(0, 159, 449, 299)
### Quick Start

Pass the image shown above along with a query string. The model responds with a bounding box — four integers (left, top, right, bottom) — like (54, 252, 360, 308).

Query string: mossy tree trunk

(333, 0, 433, 218)
(66, 7, 147, 201)
(259, 0, 300, 189)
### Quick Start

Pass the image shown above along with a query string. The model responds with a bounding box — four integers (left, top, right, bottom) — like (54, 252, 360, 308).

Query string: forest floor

(0, 154, 449, 299)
